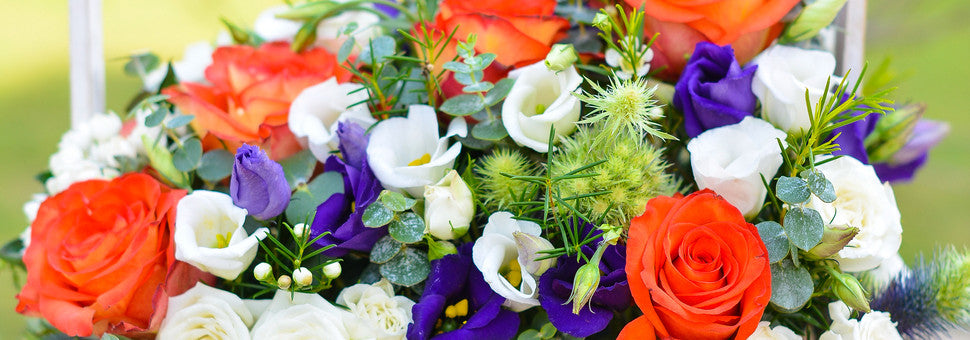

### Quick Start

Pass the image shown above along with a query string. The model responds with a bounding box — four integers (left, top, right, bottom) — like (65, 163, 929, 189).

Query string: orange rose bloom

(624, 0, 798, 80)
(434, 0, 569, 68)
(620, 190, 771, 339)
(17, 174, 191, 337)
(164, 42, 351, 159)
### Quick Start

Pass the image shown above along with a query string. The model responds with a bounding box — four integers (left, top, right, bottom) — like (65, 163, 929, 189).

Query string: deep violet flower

(230, 144, 291, 220)
(674, 42, 758, 138)
(407, 244, 520, 340)
(310, 122, 385, 257)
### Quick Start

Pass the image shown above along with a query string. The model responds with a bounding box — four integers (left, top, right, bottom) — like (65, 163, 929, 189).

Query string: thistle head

(474, 149, 536, 211)
(576, 77, 674, 144)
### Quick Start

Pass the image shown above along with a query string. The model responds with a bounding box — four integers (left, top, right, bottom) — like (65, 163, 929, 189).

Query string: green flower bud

(866, 103, 924, 163)
(544, 44, 579, 72)
(428, 239, 459, 261)
(597, 224, 623, 245)
(592, 13, 611, 33)
(782, 0, 849, 43)
(513, 231, 556, 276)
(566, 243, 607, 315)
(808, 224, 859, 259)
(831, 271, 871, 312)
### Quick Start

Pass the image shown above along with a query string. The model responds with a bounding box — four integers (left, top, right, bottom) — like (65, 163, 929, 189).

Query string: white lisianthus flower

(747, 321, 801, 340)
(819, 301, 902, 340)
(157, 282, 255, 340)
(423, 170, 474, 240)
(144, 41, 214, 91)
(501, 61, 582, 153)
(472, 212, 543, 312)
(752, 45, 836, 133)
(251, 290, 370, 339)
(687, 117, 788, 218)
(254, 3, 380, 54)
(367, 105, 467, 196)
(175, 190, 269, 280)
(336, 279, 416, 339)
(806, 156, 902, 272)
(288, 77, 375, 162)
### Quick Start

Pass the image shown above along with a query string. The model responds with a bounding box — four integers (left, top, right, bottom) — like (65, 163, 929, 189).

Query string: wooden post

(69, 0, 105, 128)
(837, 0, 867, 76)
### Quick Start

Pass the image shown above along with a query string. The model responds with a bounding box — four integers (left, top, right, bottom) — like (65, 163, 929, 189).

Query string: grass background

(0, 0, 966, 336)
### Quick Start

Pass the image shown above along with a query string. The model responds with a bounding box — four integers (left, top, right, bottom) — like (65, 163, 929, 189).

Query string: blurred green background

(0, 0, 966, 336)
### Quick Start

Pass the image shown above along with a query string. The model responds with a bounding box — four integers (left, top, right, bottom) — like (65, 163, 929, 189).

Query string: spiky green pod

(474, 149, 537, 212)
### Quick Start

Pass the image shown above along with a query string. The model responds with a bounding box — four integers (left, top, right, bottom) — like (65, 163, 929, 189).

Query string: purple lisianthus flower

(230, 144, 291, 220)
(538, 226, 631, 337)
(408, 244, 520, 340)
(674, 42, 758, 138)
(310, 122, 385, 257)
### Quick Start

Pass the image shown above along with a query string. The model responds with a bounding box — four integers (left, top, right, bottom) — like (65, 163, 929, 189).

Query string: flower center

(214, 231, 233, 248)
(535, 103, 547, 115)
(501, 258, 522, 287)
(444, 299, 469, 318)
(408, 153, 432, 166)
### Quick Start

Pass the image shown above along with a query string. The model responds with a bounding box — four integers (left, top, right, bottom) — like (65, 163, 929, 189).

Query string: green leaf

(463, 81, 494, 93)
(801, 169, 837, 203)
(427, 239, 458, 261)
(453, 70, 484, 86)
(380, 247, 430, 287)
(157, 63, 179, 92)
(279, 150, 318, 190)
(517, 330, 542, 340)
(784, 206, 825, 250)
(285, 171, 344, 224)
(145, 106, 169, 127)
(756, 221, 789, 263)
(101, 334, 122, 340)
(360, 36, 396, 64)
(165, 114, 194, 129)
(338, 37, 356, 63)
(770, 259, 814, 312)
(341, 22, 359, 35)
(197, 149, 234, 182)
(483, 78, 515, 106)
(371, 236, 405, 264)
(0, 238, 24, 266)
(538, 323, 557, 338)
(467, 53, 496, 71)
(362, 202, 394, 227)
(142, 135, 189, 188)
(776, 176, 811, 204)
(440, 94, 485, 116)
(443, 61, 471, 74)
(471, 119, 508, 141)
(124, 52, 159, 76)
(379, 190, 416, 212)
(173, 137, 203, 172)
(389, 212, 425, 244)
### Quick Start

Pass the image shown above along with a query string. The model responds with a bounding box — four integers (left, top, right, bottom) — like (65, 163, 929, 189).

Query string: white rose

(747, 321, 801, 340)
(288, 77, 375, 162)
(687, 117, 787, 218)
(254, 3, 380, 54)
(472, 212, 542, 311)
(157, 282, 255, 340)
(336, 280, 416, 339)
(144, 41, 214, 91)
(752, 45, 836, 133)
(806, 156, 902, 272)
(423, 170, 474, 240)
(251, 290, 368, 340)
(501, 61, 582, 153)
(174, 190, 269, 280)
(819, 301, 902, 340)
(367, 105, 466, 197)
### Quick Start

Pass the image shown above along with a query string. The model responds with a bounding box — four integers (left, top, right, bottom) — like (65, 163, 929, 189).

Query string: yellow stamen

(535, 103, 547, 115)
(215, 231, 233, 248)
(502, 259, 522, 287)
(408, 153, 432, 166)
(444, 299, 469, 318)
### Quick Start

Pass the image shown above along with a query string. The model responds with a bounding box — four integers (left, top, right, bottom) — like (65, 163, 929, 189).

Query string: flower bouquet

(7, 0, 962, 339)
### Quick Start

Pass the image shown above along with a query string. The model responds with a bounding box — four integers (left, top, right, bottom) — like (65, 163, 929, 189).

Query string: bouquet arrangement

(7, 0, 961, 339)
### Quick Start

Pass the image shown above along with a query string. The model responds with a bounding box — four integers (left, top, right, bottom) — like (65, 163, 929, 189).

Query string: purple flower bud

(674, 42, 757, 138)
(230, 144, 291, 220)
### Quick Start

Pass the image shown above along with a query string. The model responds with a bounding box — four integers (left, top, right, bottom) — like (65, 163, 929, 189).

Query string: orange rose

(620, 190, 771, 339)
(16, 174, 207, 337)
(164, 42, 351, 159)
(624, 0, 797, 80)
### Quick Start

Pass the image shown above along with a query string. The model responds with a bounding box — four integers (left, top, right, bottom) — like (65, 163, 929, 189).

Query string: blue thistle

(870, 247, 970, 338)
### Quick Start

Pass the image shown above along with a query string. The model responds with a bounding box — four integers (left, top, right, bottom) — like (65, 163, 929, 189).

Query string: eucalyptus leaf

(517, 330, 542, 340)
(141, 135, 189, 188)
(453, 70, 484, 86)
(389, 212, 425, 244)
(463, 81, 494, 93)
(483, 78, 515, 106)
(197, 149, 234, 182)
(801, 169, 837, 203)
(379, 191, 416, 212)
(756, 221, 789, 263)
(770, 259, 814, 312)
(362, 202, 394, 227)
(371, 236, 405, 264)
(361, 36, 396, 64)
(173, 137, 203, 172)
(285, 171, 344, 224)
(776, 176, 811, 204)
(124, 53, 159, 77)
(279, 149, 318, 189)
(440, 94, 485, 116)
(443, 61, 471, 74)
(338, 37, 356, 63)
(379, 248, 430, 287)
(0, 238, 24, 266)
(145, 106, 169, 127)
(784, 206, 825, 250)
(165, 114, 194, 129)
(472, 120, 508, 141)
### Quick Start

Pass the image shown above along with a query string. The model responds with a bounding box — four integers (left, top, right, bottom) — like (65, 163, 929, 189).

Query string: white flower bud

(424, 170, 475, 240)
(324, 262, 342, 279)
(278, 275, 292, 290)
(254, 262, 273, 282)
(293, 267, 313, 287)
(292, 223, 308, 239)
